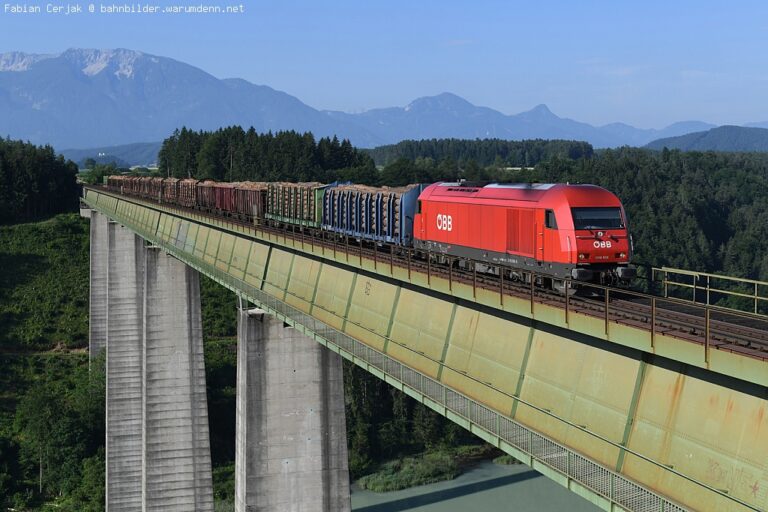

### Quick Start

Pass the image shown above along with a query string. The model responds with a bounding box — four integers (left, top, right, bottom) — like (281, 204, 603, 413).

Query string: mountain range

(1, 48, 766, 156)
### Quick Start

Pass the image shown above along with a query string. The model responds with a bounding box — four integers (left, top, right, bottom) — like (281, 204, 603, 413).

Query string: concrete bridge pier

(235, 305, 351, 512)
(106, 222, 145, 511)
(95, 220, 214, 511)
(89, 209, 108, 362)
(142, 249, 214, 511)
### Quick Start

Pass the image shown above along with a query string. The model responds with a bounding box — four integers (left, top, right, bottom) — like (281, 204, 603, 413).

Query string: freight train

(104, 176, 636, 288)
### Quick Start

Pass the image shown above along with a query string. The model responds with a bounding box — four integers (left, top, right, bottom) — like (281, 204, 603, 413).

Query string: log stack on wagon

(107, 175, 125, 192)
(178, 179, 199, 208)
(322, 183, 423, 245)
(145, 177, 164, 201)
(162, 178, 180, 203)
(125, 176, 142, 196)
(266, 182, 327, 227)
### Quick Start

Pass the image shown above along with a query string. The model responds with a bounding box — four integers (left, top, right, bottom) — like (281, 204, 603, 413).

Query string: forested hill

(0, 139, 79, 223)
(158, 127, 378, 184)
(645, 125, 768, 152)
(365, 138, 594, 167)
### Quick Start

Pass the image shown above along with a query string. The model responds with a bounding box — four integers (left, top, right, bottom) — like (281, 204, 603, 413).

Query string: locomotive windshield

(571, 207, 624, 230)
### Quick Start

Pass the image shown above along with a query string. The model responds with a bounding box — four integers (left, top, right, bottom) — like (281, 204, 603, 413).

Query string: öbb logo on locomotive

(101, 177, 637, 286)
(436, 214, 453, 231)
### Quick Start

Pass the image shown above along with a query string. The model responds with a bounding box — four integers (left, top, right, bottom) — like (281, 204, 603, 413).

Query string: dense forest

(158, 127, 378, 184)
(0, 139, 80, 224)
(6, 133, 768, 509)
(156, 130, 594, 188)
(365, 138, 594, 167)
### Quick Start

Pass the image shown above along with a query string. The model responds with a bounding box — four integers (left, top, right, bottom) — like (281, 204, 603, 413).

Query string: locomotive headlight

(578, 253, 586, 260)
(619, 252, 627, 258)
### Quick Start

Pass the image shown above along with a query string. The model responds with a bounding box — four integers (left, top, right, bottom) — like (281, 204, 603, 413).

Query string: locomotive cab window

(417, 200, 422, 214)
(571, 207, 624, 230)
(545, 209, 558, 229)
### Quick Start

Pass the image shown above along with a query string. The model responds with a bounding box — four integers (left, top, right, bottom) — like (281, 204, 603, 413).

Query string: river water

(351, 461, 600, 512)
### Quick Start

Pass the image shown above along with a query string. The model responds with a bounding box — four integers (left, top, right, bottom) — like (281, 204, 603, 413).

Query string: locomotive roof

(422, 182, 622, 207)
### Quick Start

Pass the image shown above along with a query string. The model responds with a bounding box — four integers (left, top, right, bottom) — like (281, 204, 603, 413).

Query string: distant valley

(61, 141, 161, 167)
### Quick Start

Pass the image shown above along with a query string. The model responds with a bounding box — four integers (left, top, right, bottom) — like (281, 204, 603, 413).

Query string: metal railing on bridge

(652, 266, 768, 316)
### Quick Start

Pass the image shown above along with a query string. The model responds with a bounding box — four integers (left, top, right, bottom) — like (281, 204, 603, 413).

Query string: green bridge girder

(84, 188, 768, 512)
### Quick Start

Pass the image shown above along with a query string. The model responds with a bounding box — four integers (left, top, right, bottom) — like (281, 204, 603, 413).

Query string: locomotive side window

(418, 200, 422, 214)
(545, 209, 558, 229)
(571, 207, 624, 230)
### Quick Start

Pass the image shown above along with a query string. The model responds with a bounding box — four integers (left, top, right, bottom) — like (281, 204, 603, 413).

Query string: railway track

(92, 187, 768, 363)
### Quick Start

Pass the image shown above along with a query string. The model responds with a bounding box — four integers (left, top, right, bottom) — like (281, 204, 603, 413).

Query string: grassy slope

(0, 214, 89, 351)
(0, 213, 90, 435)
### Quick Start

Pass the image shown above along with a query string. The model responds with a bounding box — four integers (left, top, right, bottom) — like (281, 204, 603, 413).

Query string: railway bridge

(82, 186, 768, 512)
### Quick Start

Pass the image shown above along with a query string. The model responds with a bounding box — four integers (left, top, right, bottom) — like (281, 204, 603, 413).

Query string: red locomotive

(414, 182, 636, 287)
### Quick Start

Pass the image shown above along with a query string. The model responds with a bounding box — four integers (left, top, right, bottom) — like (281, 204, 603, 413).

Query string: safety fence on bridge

(652, 266, 768, 316)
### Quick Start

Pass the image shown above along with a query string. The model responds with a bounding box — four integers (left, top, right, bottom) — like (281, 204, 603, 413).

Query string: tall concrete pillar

(106, 224, 145, 512)
(90, 210, 108, 363)
(235, 307, 351, 512)
(142, 249, 214, 511)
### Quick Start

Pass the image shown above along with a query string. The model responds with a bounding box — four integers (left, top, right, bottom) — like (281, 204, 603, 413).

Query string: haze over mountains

(1, 48, 766, 157)
(645, 125, 768, 152)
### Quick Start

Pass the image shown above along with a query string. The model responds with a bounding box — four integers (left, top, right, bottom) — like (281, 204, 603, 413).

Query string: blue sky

(1, 0, 767, 128)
